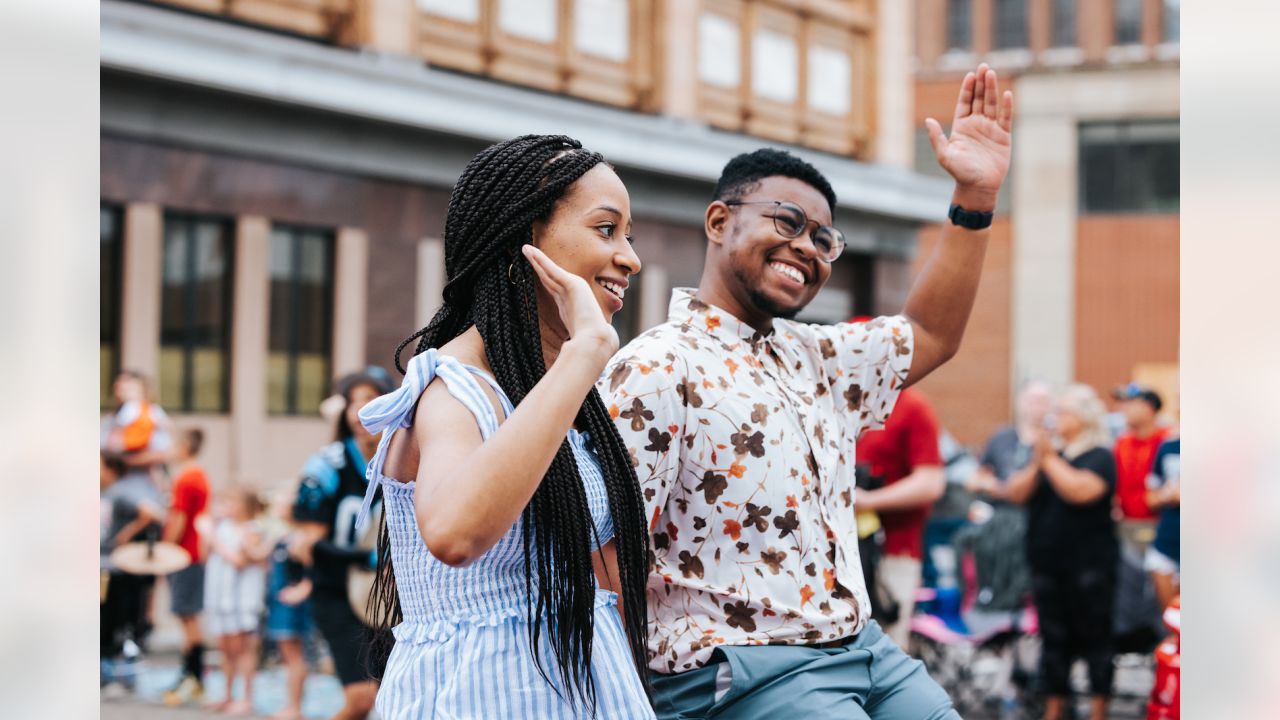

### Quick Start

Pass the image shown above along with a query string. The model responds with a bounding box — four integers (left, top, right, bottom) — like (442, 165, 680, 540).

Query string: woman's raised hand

(522, 244, 619, 357)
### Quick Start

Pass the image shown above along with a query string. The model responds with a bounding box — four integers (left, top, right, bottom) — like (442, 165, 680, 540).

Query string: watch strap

(948, 203, 994, 230)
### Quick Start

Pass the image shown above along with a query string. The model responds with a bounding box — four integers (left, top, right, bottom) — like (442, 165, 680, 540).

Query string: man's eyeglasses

(723, 200, 846, 263)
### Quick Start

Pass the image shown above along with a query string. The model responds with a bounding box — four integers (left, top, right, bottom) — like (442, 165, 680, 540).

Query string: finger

(998, 89, 1014, 132)
(971, 64, 988, 116)
(983, 68, 999, 119)
(521, 245, 564, 293)
(954, 72, 975, 118)
(925, 118, 948, 160)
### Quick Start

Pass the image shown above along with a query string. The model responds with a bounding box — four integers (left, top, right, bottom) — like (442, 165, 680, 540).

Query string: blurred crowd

(854, 378, 1180, 719)
(99, 367, 396, 719)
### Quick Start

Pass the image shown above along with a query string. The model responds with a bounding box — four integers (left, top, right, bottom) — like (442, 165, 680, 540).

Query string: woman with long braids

(351, 135, 654, 718)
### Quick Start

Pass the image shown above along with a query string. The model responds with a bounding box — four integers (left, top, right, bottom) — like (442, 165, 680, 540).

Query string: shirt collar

(668, 288, 774, 352)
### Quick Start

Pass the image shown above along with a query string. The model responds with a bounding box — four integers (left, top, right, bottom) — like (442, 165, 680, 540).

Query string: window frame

(159, 211, 236, 414)
(267, 223, 336, 417)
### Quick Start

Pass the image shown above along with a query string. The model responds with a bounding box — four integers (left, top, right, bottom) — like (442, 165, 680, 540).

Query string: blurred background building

(910, 0, 1180, 445)
(100, 0, 1178, 486)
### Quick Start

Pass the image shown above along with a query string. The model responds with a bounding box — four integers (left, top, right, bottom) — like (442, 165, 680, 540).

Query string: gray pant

(168, 562, 205, 617)
(650, 620, 959, 720)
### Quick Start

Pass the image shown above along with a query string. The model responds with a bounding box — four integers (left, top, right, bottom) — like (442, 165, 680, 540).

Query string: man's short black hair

(712, 148, 837, 214)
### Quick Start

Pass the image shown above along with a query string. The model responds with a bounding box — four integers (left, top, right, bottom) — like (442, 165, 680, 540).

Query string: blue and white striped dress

(355, 350, 654, 719)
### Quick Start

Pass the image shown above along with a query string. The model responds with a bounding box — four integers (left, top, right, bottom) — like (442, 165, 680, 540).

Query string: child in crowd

(104, 371, 172, 457)
(162, 428, 213, 706)
(203, 487, 269, 715)
(264, 491, 315, 720)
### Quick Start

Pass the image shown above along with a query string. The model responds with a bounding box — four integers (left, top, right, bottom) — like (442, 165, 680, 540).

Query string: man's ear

(705, 201, 731, 247)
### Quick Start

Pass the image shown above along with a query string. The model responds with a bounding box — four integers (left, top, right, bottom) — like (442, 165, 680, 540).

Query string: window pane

(1052, 0, 1076, 48)
(101, 204, 122, 409)
(268, 225, 334, 415)
(157, 346, 187, 411)
(994, 0, 1028, 49)
(295, 353, 330, 416)
(191, 347, 228, 413)
(266, 351, 291, 415)
(1114, 0, 1142, 45)
(1080, 121, 1179, 214)
(160, 215, 232, 412)
(1163, 0, 1179, 42)
(1080, 140, 1124, 212)
(947, 0, 972, 51)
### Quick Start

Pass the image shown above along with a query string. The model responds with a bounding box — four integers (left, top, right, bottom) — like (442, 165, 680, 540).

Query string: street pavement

(102, 655, 351, 719)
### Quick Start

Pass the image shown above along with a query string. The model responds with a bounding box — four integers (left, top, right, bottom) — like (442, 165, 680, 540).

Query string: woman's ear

(530, 216, 550, 249)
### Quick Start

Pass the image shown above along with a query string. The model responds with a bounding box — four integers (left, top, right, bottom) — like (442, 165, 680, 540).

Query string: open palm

(926, 64, 1013, 195)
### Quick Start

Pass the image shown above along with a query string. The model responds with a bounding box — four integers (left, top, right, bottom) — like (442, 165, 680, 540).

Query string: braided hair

(367, 135, 651, 710)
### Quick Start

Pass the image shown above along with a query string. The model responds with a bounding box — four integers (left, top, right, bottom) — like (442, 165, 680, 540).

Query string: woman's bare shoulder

(436, 327, 491, 374)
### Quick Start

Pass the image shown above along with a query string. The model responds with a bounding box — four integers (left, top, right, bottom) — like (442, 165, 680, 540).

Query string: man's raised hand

(925, 63, 1014, 211)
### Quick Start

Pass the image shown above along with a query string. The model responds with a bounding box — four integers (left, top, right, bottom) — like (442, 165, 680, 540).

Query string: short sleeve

(979, 431, 1001, 471)
(598, 336, 687, 532)
(1078, 448, 1117, 490)
(170, 474, 192, 514)
(813, 315, 914, 437)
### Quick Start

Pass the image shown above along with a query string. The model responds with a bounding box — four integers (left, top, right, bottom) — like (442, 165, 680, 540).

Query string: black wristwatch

(948, 203, 994, 230)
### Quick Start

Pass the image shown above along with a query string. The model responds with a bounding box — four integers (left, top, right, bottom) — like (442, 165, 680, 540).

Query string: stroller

(908, 433, 1044, 719)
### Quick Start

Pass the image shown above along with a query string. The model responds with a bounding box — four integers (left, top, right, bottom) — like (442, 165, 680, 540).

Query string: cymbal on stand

(110, 541, 191, 576)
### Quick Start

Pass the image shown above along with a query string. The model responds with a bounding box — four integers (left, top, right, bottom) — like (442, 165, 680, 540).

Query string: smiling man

(600, 65, 1013, 719)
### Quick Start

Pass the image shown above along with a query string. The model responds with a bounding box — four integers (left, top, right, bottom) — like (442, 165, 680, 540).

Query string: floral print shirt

(599, 288, 914, 673)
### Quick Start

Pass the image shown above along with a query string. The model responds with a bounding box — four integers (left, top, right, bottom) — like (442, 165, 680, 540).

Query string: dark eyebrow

(590, 204, 632, 231)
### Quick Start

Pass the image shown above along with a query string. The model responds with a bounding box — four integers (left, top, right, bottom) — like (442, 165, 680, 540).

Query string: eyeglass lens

(769, 203, 844, 261)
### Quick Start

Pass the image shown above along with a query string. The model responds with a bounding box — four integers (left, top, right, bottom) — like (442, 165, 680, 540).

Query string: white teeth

(600, 280, 626, 299)
(769, 262, 804, 284)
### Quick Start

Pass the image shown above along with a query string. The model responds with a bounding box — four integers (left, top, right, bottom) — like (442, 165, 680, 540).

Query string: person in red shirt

(1111, 384, 1170, 653)
(162, 428, 211, 706)
(855, 387, 946, 649)
(1112, 385, 1170, 521)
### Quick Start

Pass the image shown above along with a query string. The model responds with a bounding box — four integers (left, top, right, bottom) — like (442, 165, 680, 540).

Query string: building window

(159, 214, 234, 413)
(947, 0, 972, 51)
(1114, 0, 1142, 45)
(101, 204, 123, 410)
(1079, 121, 1180, 214)
(1163, 0, 1179, 43)
(993, 0, 1028, 49)
(267, 225, 334, 416)
(1051, 0, 1076, 48)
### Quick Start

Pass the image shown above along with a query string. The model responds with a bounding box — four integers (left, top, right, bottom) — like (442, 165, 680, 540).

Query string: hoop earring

(508, 260, 521, 286)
